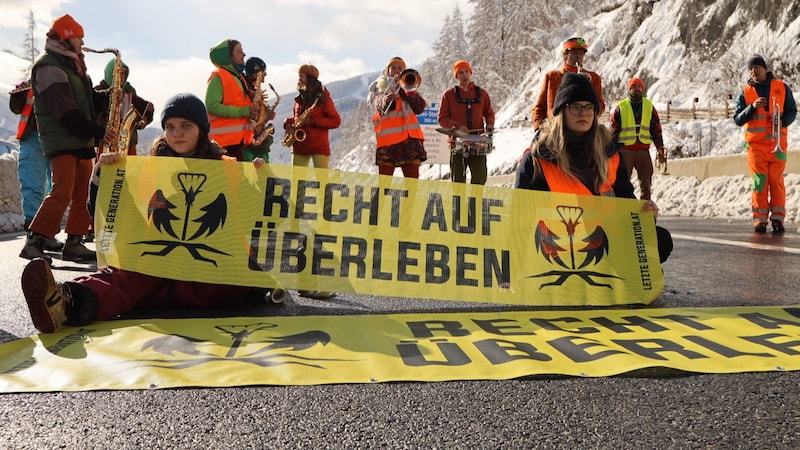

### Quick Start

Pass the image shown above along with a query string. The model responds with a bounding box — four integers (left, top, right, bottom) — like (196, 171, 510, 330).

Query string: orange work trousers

(29, 153, 93, 238)
(747, 144, 787, 225)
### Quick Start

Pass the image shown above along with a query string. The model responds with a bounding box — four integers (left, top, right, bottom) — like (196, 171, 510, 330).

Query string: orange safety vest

(743, 79, 788, 151)
(208, 69, 254, 146)
(537, 153, 620, 196)
(372, 98, 425, 147)
(16, 90, 35, 139)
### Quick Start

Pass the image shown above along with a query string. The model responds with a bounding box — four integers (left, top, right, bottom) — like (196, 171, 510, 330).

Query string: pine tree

(419, 6, 470, 106)
(3, 10, 39, 81)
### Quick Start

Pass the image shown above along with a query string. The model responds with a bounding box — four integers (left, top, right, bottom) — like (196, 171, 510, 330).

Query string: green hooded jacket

(205, 39, 249, 119)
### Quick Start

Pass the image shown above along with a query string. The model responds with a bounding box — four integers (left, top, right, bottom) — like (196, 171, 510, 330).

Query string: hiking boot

(20, 259, 99, 333)
(21, 258, 69, 333)
(83, 231, 95, 243)
(754, 223, 767, 233)
(772, 220, 785, 233)
(19, 231, 53, 265)
(62, 234, 96, 262)
(43, 235, 65, 252)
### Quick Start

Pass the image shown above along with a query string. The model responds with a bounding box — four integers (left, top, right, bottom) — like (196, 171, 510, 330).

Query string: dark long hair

(298, 76, 323, 105)
(149, 130, 225, 160)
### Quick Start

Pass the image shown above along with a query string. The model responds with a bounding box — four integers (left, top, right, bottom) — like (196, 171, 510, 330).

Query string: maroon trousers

(73, 267, 260, 320)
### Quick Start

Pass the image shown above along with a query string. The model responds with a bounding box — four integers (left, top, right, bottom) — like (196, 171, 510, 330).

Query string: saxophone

(282, 94, 320, 147)
(252, 73, 280, 146)
(83, 47, 140, 154)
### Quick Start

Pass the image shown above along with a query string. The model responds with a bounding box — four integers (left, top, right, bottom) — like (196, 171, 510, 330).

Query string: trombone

(772, 96, 783, 153)
(380, 69, 422, 115)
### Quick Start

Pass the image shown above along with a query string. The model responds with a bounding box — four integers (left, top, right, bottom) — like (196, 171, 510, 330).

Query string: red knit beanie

(628, 77, 645, 90)
(50, 14, 84, 40)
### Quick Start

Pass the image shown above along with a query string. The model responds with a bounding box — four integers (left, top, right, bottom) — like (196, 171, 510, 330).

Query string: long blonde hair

(533, 112, 612, 193)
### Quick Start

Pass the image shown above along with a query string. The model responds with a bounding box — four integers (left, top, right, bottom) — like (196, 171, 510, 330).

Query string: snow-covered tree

(3, 10, 39, 81)
(419, 6, 470, 106)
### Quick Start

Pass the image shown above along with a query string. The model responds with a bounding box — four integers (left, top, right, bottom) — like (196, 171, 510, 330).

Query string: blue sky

(1, 0, 472, 116)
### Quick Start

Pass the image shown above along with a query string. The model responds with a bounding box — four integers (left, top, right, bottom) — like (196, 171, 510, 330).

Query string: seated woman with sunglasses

(515, 73, 672, 263)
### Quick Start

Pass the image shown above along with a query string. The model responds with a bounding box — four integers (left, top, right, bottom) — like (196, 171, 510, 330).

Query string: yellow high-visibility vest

(617, 98, 653, 146)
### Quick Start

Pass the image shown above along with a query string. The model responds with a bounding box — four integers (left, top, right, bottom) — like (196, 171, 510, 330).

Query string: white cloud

(0, 0, 471, 116)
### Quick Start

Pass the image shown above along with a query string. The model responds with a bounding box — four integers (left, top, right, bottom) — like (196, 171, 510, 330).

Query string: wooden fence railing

(510, 97, 734, 127)
(664, 97, 734, 121)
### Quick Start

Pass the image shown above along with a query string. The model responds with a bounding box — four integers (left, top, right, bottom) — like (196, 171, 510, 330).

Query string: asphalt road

(0, 216, 798, 449)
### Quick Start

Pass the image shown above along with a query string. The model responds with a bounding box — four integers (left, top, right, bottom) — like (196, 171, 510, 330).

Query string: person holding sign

(515, 73, 672, 263)
(20, 93, 274, 334)
(438, 60, 495, 185)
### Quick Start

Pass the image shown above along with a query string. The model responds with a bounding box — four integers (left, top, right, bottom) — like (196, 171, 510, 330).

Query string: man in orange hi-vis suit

(734, 55, 797, 233)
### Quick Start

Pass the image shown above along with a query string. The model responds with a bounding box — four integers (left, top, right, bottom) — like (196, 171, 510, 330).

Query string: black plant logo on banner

(136, 323, 343, 370)
(528, 205, 621, 288)
(132, 172, 231, 265)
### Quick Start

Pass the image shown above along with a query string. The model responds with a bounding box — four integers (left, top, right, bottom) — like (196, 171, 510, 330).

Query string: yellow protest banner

(95, 156, 663, 306)
(1, 305, 799, 393)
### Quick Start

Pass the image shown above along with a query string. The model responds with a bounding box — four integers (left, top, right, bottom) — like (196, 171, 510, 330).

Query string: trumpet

(380, 68, 422, 115)
(772, 96, 783, 153)
(572, 61, 591, 80)
(9, 80, 31, 95)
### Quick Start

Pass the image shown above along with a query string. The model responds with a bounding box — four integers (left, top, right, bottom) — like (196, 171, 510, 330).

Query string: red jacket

(438, 82, 495, 143)
(289, 88, 341, 156)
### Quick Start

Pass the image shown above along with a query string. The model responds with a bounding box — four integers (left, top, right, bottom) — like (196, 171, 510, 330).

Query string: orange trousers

(29, 154, 93, 238)
(747, 144, 786, 225)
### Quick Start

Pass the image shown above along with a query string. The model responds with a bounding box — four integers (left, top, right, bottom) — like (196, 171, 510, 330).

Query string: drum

(453, 136, 493, 156)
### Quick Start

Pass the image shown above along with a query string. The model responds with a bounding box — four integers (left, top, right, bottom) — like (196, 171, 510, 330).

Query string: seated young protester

(21, 93, 272, 334)
(514, 73, 673, 263)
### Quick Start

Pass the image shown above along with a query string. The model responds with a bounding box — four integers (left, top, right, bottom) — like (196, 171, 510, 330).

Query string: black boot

(19, 231, 53, 265)
(62, 234, 97, 262)
(43, 235, 65, 252)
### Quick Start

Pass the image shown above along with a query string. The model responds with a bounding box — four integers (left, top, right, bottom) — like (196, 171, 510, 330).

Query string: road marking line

(672, 233, 800, 254)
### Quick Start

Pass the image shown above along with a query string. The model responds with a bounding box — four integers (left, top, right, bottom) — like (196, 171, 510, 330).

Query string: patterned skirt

(375, 138, 427, 166)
